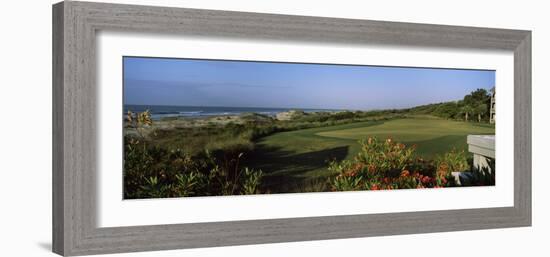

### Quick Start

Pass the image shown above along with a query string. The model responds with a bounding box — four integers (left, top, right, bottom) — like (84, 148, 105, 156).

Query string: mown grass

(245, 117, 494, 193)
(317, 118, 495, 157)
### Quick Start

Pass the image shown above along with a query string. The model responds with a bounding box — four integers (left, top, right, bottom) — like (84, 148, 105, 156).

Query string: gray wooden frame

(52, 1, 531, 256)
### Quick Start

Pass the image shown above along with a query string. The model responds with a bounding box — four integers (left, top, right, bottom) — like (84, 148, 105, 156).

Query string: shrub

(123, 110, 263, 199)
(435, 149, 469, 178)
(241, 168, 263, 195)
(124, 138, 264, 198)
(329, 137, 453, 191)
(354, 137, 415, 175)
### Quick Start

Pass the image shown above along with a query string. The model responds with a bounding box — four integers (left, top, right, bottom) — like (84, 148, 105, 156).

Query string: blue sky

(123, 57, 495, 110)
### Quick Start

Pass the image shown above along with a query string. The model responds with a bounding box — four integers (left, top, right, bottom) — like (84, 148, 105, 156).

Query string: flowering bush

(330, 137, 454, 191)
(435, 149, 469, 175)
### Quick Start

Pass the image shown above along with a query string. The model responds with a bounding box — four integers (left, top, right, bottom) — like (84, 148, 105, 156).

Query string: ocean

(124, 105, 339, 120)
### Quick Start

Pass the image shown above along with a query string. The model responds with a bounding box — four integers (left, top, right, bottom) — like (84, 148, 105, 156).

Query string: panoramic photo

(123, 56, 496, 199)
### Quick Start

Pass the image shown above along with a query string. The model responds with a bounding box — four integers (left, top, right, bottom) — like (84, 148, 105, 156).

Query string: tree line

(407, 88, 493, 123)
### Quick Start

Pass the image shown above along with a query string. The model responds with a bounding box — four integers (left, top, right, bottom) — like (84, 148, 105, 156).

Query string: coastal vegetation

(123, 89, 495, 198)
(407, 88, 493, 122)
(124, 111, 263, 199)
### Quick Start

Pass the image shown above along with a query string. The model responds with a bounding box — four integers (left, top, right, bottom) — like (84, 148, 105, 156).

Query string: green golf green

(246, 117, 494, 193)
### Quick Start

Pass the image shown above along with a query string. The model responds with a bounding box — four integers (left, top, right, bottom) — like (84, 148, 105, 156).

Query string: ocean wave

(203, 112, 235, 116)
(178, 111, 203, 115)
(124, 106, 337, 121)
(155, 111, 180, 114)
(147, 111, 239, 120)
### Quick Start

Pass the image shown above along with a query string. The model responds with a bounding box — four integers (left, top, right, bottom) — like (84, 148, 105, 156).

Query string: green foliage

(139, 176, 172, 198)
(123, 110, 263, 199)
(328, 137, 495, 191)
(174, 172, 201, 197)
(148, 110, 407, 158)
(249, 116, 494, 193)
(464, 88, 490, 106)
(329, 137, 453, 191)
(354, 137, 416, 173)
(331, 170, 363, 191)
(293, 110, 405, 124)
(124, 137, 264, 198)
(407, 88, 492, 123)
(241, 168, 263, 195)
(475, 103, 488, 122)
(436, 149, 469, 175)
(150, 125, 255, 155)
(124, 93, 496, 197)
(460, 105, 474, 122)
(433, 102, 461, 119)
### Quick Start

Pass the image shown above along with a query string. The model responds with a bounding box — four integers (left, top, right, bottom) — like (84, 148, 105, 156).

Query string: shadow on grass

(405, 135, 467, 159)
(244, 145, 349, 193)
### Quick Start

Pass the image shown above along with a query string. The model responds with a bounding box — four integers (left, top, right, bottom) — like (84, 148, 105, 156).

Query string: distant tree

(460, 105, 474, 122)
(403, 88, 492, 123)
(464, 88, 489, 105)
(461, 89, 491, 123)
(434, 102, 459, 119)
(475, 103, 487, 122)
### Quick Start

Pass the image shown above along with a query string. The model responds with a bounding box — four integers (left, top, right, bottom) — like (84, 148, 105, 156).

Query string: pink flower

(421, 176, 432, 184)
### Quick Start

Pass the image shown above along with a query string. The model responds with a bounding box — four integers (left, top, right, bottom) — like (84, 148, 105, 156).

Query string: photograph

(123, 56, 496, 199)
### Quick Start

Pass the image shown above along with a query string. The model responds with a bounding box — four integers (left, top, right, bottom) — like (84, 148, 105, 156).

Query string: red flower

(370, 184, 380, 190)
(345, 171, 358, 177)
(421, 176, 432, 184)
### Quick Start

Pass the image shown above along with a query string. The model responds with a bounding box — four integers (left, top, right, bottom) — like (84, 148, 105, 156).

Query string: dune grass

(245, 117, 494, 193)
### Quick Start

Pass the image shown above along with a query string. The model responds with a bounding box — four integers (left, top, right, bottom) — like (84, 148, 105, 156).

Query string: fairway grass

(246, 117, 495, 193)
(317, 118, 495, 157)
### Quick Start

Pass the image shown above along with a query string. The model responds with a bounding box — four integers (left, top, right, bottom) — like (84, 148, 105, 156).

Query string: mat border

(52, 1, 531, 256)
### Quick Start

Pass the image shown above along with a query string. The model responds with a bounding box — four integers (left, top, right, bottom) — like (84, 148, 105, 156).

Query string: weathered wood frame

(52, 1, 531, 256)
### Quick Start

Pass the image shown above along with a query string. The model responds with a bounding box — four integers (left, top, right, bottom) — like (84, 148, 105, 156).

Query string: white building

(489, 87, 495, 124)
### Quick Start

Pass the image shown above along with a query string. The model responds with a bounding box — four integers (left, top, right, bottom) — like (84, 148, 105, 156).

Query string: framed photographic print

(52, 1, 531, 256)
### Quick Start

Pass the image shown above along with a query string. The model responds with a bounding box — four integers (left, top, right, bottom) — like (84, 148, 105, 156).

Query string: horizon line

(123, 100, 460, 112)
